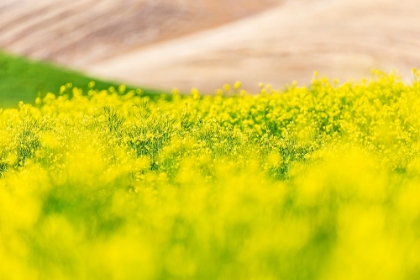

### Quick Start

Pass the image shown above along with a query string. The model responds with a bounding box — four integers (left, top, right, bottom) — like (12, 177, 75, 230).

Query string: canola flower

(1, 70, 420, 279)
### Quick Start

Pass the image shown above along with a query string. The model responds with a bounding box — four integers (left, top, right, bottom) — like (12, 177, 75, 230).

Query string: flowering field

(1, 71, 420, 279)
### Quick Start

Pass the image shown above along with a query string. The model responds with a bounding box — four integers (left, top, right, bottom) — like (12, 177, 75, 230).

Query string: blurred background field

(0, 51, 164, 107)
(0, 0, 419, 97)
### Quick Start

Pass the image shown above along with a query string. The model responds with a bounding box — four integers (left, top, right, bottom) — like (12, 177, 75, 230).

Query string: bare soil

(1, 0, 419, 92)
(0, 0, 278, 66)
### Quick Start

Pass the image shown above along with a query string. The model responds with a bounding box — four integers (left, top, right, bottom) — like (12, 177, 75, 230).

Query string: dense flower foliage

(1, 70, 420, 279)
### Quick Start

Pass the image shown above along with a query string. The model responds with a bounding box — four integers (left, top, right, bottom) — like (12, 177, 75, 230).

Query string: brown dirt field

(0, 0, 278, 66)
(1, 0, 420, 92)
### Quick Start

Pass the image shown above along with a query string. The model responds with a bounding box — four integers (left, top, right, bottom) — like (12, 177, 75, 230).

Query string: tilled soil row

(0, 0, 278, 67)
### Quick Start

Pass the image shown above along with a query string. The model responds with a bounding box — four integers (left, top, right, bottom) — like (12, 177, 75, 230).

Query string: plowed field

(1, 0, 419, 92)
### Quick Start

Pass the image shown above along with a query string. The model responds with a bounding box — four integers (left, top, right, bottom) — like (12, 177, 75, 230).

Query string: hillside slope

(0, 51, 162, 108)
(1, 0, 419, 92)
(0, 0, 277, 67)
(87, 0, 420, 92)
